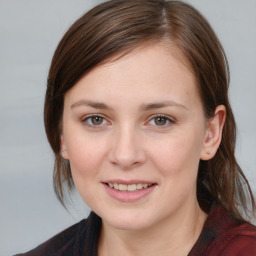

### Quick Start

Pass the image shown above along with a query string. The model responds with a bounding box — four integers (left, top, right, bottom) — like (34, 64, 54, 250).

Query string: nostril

(108, 134, 147, 169)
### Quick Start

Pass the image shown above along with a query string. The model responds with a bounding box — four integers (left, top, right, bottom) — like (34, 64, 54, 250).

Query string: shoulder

(205, 204, 256, 255)
(15, 219, 87, 256)
(15, 211, 101, 256)
(190, 202, 256, 256)
(209, 222, 256, 255)
(224, 228, 256, 254)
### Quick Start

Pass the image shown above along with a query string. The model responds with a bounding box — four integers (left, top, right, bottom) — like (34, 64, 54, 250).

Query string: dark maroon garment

(16, 203, 256, 256)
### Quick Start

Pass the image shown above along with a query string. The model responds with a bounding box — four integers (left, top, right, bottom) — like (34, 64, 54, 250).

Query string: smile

(103, 181, 157, 202)
(107, 183, 153, 192)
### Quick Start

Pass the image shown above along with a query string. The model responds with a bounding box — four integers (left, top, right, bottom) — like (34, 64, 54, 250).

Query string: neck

(98, 199, 207, 256)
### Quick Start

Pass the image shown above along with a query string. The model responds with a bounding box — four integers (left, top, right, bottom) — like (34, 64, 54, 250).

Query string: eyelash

(81, 114, 109, 128)
(147, 114, 175, 127)
(81, 114, 175, 129)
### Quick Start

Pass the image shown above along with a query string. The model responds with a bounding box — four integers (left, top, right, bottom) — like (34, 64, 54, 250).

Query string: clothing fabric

(16, 203, 256, 256)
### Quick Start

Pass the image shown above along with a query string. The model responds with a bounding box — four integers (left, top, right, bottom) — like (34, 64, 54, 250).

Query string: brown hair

(44, 0, 255, 220)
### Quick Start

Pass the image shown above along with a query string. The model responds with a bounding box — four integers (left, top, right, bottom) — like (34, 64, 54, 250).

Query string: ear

(200, 105, 226, 160)
(60, 134, 69, 160)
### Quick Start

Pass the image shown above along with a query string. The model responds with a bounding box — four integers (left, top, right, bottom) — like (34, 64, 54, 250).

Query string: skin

(61, 43, 226, 256)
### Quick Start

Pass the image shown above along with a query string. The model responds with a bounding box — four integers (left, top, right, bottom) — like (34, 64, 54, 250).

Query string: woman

(17, 0, 256, 255)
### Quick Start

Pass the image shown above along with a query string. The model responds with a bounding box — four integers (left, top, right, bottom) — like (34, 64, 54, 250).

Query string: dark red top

(16, 203, 256, 255)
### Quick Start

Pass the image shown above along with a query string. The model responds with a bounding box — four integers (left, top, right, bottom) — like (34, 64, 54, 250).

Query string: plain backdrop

(1, 0, 255, 255)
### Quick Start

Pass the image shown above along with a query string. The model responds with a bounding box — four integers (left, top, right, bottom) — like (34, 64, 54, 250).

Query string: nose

(108, 125, 146, 169)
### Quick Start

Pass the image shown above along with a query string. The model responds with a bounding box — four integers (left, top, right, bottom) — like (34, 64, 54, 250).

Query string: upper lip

(102, 179, 156, 185)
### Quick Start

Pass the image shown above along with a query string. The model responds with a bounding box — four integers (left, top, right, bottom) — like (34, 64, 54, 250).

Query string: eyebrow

(139, 101, 188, 111)
(71, 99, 188, 111)
(71, 100, 113, 110)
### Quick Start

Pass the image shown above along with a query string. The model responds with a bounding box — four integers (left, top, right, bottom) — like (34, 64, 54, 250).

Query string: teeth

(136, 184, 143, 190)
(107, 183, 152, 191)
(118, 184, 127, 191)
(128, 184, 136, 191)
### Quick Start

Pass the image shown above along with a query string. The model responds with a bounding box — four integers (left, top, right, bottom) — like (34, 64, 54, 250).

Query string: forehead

(64, 42, 199, 108)
(100, 41, 195, 80)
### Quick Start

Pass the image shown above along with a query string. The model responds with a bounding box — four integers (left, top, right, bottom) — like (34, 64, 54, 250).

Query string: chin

(110, 219, 151, 231)
(102, 210, 155, 231)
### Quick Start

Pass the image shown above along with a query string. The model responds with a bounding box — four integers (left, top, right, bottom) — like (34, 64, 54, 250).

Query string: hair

(44, 0, 255, 221)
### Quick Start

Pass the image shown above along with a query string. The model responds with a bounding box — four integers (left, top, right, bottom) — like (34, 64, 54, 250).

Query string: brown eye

(154, 116, 167, 126)
(91, 116, 103, 125)
(82, 115, 108, 128)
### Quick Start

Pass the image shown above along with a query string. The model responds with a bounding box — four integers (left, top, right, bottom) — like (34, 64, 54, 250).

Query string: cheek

(148, 130, 204, 176)
(147, 132, 204, 208)
(65, 134, 110, 207)
(66, 133, 108, 179)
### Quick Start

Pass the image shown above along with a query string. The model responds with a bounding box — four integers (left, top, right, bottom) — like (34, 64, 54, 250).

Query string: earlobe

(60, 134, 69, 160)
(200, 105, 226, 160)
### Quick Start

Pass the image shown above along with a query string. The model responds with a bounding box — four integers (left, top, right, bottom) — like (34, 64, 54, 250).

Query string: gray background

(1, 0, 255, 255)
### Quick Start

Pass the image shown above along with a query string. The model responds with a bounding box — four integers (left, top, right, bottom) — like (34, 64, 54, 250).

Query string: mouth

(102, 181, 157, 202)
(105, 182, 155, 192)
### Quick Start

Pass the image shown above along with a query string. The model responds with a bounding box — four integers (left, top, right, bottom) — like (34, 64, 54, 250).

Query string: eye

(90, 116, 104, 125)
(148, 115, 174, 127)
(82, 115, 108, 127)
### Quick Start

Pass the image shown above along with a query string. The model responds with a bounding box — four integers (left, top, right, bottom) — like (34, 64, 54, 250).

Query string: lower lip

(103, 183, 157, 202)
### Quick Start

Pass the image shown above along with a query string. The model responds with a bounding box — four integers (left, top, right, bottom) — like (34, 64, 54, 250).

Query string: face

(61, 43, 210, 231)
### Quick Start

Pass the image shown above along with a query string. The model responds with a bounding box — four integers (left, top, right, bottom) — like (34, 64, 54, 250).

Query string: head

(44, 0, 254, 220)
